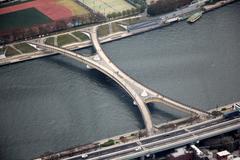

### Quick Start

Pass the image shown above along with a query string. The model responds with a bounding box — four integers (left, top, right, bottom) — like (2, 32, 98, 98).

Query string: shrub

(100, 139, 115, 147)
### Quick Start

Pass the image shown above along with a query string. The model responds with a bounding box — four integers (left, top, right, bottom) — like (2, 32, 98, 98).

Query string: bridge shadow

(74, 46, 96, 57)
(44, 55, 145, 129)
(147, 102, 187, 124)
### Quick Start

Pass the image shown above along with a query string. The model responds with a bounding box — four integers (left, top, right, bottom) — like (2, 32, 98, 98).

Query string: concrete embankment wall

(203, 0, 236, 11)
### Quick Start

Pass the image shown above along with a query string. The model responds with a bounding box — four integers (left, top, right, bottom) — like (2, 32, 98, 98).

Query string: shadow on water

(42, 54, 184, 127)
(44, 55, 145, 128)
(147, 102, 186, 124)
(75, 46, 96, 57)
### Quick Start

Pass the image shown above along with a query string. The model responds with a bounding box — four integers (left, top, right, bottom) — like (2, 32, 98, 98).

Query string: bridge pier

(86, 64, 93, 69)
(133, 101, 137, 105)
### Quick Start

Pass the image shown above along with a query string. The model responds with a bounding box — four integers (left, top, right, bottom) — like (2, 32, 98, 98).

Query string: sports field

(79, 0, 135, 15)
(0, 8, 52, 31)
(0, 0, 33, 8)
(0, 0, 89, 33)
(56, 0, 89, 16)
(0, 0, 89, 21)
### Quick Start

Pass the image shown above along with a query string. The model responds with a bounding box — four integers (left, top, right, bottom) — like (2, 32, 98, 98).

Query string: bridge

(35, 115, 240, 160)
(28, 25, 209, 135)
(68, 116, 240, 160)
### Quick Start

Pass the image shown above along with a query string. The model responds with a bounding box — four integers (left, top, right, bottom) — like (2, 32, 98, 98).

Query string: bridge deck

(28, 25, 209, 135)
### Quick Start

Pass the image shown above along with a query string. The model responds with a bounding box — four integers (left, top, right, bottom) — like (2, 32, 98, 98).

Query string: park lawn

(72, 31, 89, 41)
(4, 46, 21, 57)
(0, 8, 52, 31)
(14, 43, 37, 53)
(56, 0, 89, 15)
(45, 37, 55, 46)
(112, 23, 125, 33)
(57, 34, 79, 46)
(121, 17, 142, 25)
(97, 24, 110, 37)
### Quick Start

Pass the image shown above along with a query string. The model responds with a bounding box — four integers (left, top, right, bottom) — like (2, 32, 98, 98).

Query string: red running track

(0, 0, 73, 20)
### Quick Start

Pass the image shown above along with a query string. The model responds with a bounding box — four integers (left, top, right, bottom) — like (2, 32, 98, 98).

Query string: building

(167, 147, 193, 160)
(217, 150, 231, 160)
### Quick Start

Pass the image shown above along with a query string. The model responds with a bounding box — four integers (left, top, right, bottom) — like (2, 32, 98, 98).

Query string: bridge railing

(84, 30, 209, 116)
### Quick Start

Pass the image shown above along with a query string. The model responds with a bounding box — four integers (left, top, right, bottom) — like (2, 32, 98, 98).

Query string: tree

(116, 12, 122, 17)
(107, 14, 112, 19)
(126, 9, 131, 15)
(131, 8, 137, 14)
(55, 20, 67, 31)
(122, 10, 127, 16)
(111, 12, 117, 19)
(136, 6, 141, 13)
(147, 0, 193, 16)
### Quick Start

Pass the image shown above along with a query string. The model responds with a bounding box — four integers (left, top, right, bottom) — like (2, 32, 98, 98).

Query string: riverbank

(34, 101, 239, 160)
(0, 0, 238, 66)
(0, 2, 239, 159)
(0, 0, 207, 66)
(203, 0, 236, 11)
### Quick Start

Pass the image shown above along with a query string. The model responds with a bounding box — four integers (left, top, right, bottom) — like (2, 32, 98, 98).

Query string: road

(1, 0, 209, 66)
(64, 116, 240, 160)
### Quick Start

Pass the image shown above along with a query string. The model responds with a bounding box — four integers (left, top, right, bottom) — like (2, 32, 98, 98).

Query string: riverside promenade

(0, 0, 210, 66)
(1, 0, 237, 66)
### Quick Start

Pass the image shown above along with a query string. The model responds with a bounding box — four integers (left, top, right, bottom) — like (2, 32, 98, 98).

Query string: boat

(165, 17, 180, 24)
(187, 11, 203, 23)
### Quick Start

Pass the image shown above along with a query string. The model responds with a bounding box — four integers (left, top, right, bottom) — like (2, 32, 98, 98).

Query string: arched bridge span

(28, 26, 209, 135)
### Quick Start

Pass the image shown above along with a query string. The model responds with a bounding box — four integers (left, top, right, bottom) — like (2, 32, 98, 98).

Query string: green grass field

(97, 23, 125, 37)
(57, 0, 89, 15)
(120, 17, 142, 25)
(57, 34, 79, 46)
(112, 23, 125, 33)
(0, 8, 52, 31)
(45, 37, 55, 46)
(97, 24, 110, 37)
(72, 31, 89, 41)
(79, 0, 135, 15)
(3, 46, 21, 57)
(14, 43, 37, 53)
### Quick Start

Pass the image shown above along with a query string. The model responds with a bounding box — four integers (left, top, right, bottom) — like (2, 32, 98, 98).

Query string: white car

(81, 154, 88, 158)
(135, 146, 142, 151)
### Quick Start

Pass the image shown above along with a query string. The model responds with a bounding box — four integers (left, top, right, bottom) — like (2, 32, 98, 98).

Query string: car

(81, 154, 88, 158)
(135, 146, 142, 151)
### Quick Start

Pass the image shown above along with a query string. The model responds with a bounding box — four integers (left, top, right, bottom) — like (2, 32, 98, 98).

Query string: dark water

(0, 2, 240, 160)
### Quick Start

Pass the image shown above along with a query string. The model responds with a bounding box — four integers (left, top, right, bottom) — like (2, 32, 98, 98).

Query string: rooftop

(217, 150, 231, 157)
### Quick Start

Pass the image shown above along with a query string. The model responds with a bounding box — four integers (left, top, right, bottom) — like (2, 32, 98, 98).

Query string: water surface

(0, 2, 240, 159)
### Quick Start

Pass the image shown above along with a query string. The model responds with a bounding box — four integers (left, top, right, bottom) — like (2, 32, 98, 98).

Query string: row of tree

(208, 0, 222, 4)
(126, 0, 147, 12)
(0, 13, 105, 44)
(106, 0, 147, 20)
(147, 0, 193, 16)
(106, 7, 140, 20)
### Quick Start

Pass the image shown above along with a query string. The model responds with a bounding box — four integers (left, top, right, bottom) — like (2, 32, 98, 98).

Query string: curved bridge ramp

(28, 26, 209, 135)
(84, 26, 209, 117)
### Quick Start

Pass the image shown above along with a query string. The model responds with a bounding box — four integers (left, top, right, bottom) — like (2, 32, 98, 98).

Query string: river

(0, 2, 239, 159)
